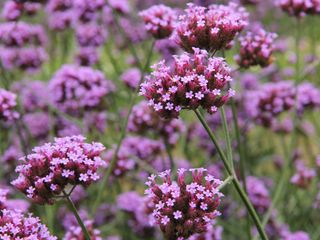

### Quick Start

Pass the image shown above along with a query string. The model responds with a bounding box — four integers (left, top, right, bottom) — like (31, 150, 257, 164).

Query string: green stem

(218, 175, 234, 190)
(63, 190, 91, 240)
(194, 109, 268, 240)
(220, 107, 234, 172)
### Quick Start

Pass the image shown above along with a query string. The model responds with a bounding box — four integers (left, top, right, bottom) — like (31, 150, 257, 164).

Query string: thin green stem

(63, 190, 91, 240)
(220, 107, 234, 172)
(194, 109, 268, 240)
(218, 175, 234, 190)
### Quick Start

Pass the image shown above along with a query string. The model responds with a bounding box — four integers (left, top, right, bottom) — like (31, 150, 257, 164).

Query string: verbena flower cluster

(139, 4, 176, 39)
(12, 135, 106, 204)
(145, 168, 222, 239)
(290, 161, 316, 188)
(63, 220, 102, 240)
(236, 29, 277, 68)
(128, 100, 186, 145)
(140, 48, 234, 118)
(104, 136, 163, 177)
(49, 64, 115, 115)
(276, 0, 320, 17)
(0, 22, 47, 72)
(0, 88, 19, 122)
(173, 3, 248, 52)
(2, 0, 41, 21)
(245, 81, 295, 127)
(0, 209, 57, 239)
(246, 176, 271, 214)
(117, 191, 155, 237)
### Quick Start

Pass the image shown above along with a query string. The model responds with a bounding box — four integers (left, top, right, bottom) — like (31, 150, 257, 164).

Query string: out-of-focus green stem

(220, 107, 234, 172)
(194, 109, 268, 240)
(63, 190, 91, 240)
(218, 175, 234, 190)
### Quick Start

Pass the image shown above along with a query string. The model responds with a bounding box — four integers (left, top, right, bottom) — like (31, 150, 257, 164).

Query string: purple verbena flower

(145, 168, 222, 239)
(11, 135, 106, 204)
(140, 48, 234, 118)
(0, 88, 19, 122)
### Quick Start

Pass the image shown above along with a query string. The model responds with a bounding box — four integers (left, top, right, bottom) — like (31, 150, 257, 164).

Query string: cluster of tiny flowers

(0, 22, 46, 47)
(104, 136, 163, 177)
(2, 0, 41, 21)
(117, 191, 156, 237)
(75, 47, 99, 66)
(75, 23, 107, 47)
(63, 220, 102, 240)
(235, 29, 277, 68)
(188, 223, 223, 240)
(0, 144, 23, 176)
(290, 161, 316, 188)
(246, 176, 271, 214)
(12, 80, 48, 113)
(73, 0, 105, 23)
(0, 209, 57, 240)
(120, 68, 141, 89)
(49, 65, 115, 115)
(139, 4, 176, 39)
(145, 168, 222, 239)
(296, 82, 320, 115)
(128, 101, 186, 145)
(140, 48, 234, 118)
(11, 135, 106, 204)
(276, 0, 320, 17)
(0, 88, 19, 122)
(46, 0, 74, 31)
(245, 81, 295, 127)
(0, 22, 47, 72)
(173, 3, 248, 53)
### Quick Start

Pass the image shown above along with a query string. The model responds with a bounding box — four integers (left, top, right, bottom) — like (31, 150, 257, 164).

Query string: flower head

(0, 88, 19, 122)
(173, 3, 248, 52)
(140, 49, 234, 118)
(12, 135, 106, 204)
(139, 4, 176, 39)
(145, 168, 222, 239)
(49, 65, 115, 115)
(128, 100, 186, 145)
(63, 220, 102, 240)
(276, 0, 320, 18)
(235, 29, 277, 68)
(0, 208, 57, 239)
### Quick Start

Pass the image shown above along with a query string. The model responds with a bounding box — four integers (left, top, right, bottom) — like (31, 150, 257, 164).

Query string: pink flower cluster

(0, 88, 19, 122)
(236, 29, 277, 68)
(0, 22, 46, 47)
(2, 0, 41, 21)
(76, 23, 107, 47)
(0, 22, 47, 72)
(188, 223, 223, 240)
(117, 191, 155, 237)
(46, 0, 74, 31)
(296, 82, 320, 115)
(49, 65, 115, 115)
(290, 161, 316, 188)
(12, 135, 106, 204)
(128, 101, 186, 145)
(104, 136, 163, 177)
(120, 68, 142, 89)
(173, 3, 248, 53)
(277, 0, 320, 17)
(63, 220, 102, 240)
(246, 176, 271, 214)
(139, 4, 176, 39)
(245, 81, 295, 127)
(75, 47, 99, 66)
(145, 168, 222, 239)
(0, 208, 57, 240)
(140, 48, 234, 118)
